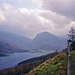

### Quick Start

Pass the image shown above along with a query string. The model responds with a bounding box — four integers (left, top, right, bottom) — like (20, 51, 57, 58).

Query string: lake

(0, 53, 46, 70)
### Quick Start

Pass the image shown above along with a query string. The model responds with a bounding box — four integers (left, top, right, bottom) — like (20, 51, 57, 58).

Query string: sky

(0, 0, 75, 38)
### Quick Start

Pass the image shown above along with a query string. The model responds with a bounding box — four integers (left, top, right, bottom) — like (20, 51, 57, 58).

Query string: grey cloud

(0, 2, 73, 38)
(0, 3, 52, 38)
(43, 0, 75, 20)
(40, 11, 71, 29)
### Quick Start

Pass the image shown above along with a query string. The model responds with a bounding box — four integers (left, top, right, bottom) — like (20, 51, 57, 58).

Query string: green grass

(28, 49, 54, 53)
(37, 49, 54, 53)
(71, 51, 75, 75)
(27, 52, 67, 75)
(72, 66, 75, 75)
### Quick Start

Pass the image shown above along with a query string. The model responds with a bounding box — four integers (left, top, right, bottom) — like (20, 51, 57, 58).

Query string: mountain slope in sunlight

(26, 52, 67, 75)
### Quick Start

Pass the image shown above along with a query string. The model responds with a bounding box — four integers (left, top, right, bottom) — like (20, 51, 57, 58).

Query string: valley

(0, 31, 66, 55)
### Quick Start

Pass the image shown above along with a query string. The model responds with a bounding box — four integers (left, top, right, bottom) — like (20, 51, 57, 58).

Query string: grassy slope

(71, 51, 75, 75)
(26, 52, 67, 75)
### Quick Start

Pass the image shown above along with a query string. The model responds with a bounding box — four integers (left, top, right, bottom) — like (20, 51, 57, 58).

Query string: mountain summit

(0, 31, 66, 52)
(28, 32, 66, 51)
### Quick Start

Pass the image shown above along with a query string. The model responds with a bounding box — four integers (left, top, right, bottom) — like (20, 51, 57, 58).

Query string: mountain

(0, 39, 28, 53)
(0, 39, 17, 53)
(59, 35, 67, 39)
(0, 31, 32, 48)
(28, 32, 66, 51)
(0, 31, 67, 52)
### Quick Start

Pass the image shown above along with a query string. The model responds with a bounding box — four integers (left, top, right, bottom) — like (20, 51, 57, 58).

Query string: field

(28, 49, 54, 53)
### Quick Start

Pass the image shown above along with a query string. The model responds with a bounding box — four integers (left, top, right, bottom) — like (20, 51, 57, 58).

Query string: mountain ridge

(0, 31, 32, 47)
(0, 31, 66, 53)
(27, 32, 66, 51)
(0, 38, 29, 53)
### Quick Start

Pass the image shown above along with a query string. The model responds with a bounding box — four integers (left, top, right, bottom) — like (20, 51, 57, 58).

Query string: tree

(68, 27, 75, 42)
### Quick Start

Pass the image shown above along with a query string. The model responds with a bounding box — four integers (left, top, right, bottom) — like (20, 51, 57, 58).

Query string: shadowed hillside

(0, 31, 32, 47)
(0, 38, 29, 54)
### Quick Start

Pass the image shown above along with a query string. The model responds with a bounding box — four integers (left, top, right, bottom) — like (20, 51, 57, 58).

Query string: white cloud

(0, 10, 6, 23)
(40, 10, 72, 35)
(0, 2, 51, 38)
(2, 2, 13, 10)
(0, 2, 13, 23)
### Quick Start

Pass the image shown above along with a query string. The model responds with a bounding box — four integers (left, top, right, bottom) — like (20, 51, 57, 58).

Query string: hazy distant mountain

(0, 38, 29, 53)
(59, 35, 67, 39)
(28, 32, 66, 51)
(0, 39, 18, 53)
(0, 31, 32, 48)
(0, 31, 67, 52)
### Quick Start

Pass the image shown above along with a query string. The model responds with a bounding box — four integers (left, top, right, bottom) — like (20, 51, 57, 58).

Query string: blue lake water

(0, 53, 46, 70)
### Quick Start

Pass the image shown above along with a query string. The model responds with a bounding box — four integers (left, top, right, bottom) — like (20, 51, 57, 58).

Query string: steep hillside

(28, 32, 66, 51)
(0, 31, 32, 47)
(0, 52, 58, 75)
(0, 39, 17, 53)
(0, 39, 28, 53)
(27, 52, 67, 75)
(0, 52, 67, 75)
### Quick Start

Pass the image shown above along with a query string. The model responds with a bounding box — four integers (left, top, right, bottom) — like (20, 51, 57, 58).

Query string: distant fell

(28, 32, 66, 51)
(0, 31, 67, 52)
(0, 39, 18, 53)
(0, 38, 28, 53)
(0, 31, 32, 47)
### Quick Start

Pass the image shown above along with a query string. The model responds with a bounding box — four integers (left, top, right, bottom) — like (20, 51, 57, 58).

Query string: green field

(28, 49, 54, 53)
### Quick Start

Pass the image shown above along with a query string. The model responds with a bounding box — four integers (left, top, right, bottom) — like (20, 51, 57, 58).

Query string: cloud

(0, 2, 74, 39)
(0, 10, 6, 23)
(31, 0, 43, 7)
(0, 2, 52, 38)
(0, 2, 13, 23)
(40, 11, 71, 28)
(42, 0, 75, 20)
(40, 10, 72, 35)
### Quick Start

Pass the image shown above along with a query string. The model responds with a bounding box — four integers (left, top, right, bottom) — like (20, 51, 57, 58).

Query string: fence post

(67, 40, 72, 75)
(68, 55, 72, 75)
